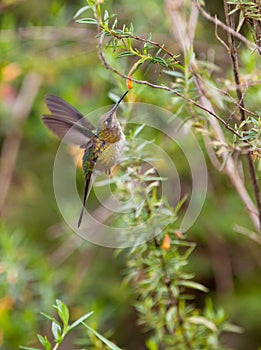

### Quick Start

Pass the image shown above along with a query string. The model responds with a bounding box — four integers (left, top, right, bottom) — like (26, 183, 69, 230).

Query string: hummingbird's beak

(111, 90, 129, 112)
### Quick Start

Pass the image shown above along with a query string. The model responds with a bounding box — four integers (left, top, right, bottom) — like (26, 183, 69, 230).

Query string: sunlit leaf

(188, 316, 217, 331)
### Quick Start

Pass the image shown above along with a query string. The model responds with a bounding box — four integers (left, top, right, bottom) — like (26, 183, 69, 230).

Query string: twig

(226, 87, 247, 124)
(0, 72, 41, 216)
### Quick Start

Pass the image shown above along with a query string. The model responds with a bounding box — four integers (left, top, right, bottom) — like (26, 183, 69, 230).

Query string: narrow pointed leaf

(188, 316, 217, 332)
(82, 322, 122, 350)
(69, 311, 94, 330)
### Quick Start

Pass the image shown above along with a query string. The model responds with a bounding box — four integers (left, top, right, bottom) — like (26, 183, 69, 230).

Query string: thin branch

(226, 87, 247, 124)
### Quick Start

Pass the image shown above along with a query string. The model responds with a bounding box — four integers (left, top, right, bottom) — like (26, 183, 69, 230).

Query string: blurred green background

(0, 0, 261, 349)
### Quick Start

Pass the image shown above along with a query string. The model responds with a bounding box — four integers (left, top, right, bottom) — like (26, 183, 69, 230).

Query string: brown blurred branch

(164, 0, 199, 51)
(0, 72, 42, 217)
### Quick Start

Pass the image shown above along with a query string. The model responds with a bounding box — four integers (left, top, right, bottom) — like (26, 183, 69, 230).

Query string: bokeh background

(0, 0, 261, 349)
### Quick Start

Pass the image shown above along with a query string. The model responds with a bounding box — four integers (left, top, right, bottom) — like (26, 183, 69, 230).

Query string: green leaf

(163, 70, 184, 79)
(19, 347, 41, 350)
(112, 18, 118, 29)
(187, 316, 217, 332)
(51, 321, 62, 341)
(145, 338, 159, 350)
(117, 51, 135, 58)
(40, 312, 60, 326)
(133, 124, 145, 137)
(155, 47, 163, 56)
(152, 56, 168, 67)
(82, 323, 123, 350)
(129, 22, 134, 35)
(174, 194, 188, 214)
(222, 323, 244, 334)
(36, 335, 51, 350)
(104, 9, 109, 22)
(166, 306, 177, 333)
(76, 17, 97, 24)
(73, 5, 91, 19)
(69, 311, 94, 330)
(54, 300, 70, 329)
(178, 280, 209, 293)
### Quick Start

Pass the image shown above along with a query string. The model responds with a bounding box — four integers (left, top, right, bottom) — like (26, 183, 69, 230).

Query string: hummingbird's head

(98, 111, 119, 131)
(98, 91, 128, 133)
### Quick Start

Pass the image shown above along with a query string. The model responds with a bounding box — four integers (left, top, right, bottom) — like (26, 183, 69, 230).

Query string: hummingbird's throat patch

(99, 127, 122, 143)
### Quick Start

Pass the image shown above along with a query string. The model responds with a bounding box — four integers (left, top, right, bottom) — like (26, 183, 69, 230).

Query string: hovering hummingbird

(42, 91, 128, 227)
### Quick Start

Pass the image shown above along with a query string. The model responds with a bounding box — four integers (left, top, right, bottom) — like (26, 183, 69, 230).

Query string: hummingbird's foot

(105, 168, 111, 176)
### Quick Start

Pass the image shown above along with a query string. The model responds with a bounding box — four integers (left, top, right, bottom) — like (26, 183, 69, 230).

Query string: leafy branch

(106, 127, 241, 349)
(20, 299, 121, 350)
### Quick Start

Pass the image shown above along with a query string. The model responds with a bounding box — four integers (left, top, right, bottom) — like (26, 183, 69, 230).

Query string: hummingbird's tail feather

(77, 174, 92, 227)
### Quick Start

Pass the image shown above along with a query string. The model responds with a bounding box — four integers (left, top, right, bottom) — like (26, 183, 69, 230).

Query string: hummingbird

(42, 90, 128, 227)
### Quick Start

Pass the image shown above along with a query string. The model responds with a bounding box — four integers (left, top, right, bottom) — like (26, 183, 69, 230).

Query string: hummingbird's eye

(105, 116, 112, 126)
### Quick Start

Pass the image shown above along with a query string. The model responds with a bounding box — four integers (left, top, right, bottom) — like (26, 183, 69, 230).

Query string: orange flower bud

(127, 75, 133, 90)
(161, 234, 170, 250)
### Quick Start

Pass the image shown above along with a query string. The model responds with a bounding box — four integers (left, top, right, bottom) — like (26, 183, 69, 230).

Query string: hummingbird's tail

(77, 174, 92, 227)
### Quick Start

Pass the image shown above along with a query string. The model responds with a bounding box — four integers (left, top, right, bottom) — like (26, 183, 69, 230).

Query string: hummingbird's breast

(95, 136, 125, 171)
(82, 129, 125, 176)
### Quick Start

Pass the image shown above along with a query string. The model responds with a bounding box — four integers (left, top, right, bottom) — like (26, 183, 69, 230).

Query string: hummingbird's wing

(42, 94, 96, 147)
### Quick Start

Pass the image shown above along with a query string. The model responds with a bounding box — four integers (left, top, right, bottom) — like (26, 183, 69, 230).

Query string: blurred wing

(42, 94, 95, 146)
